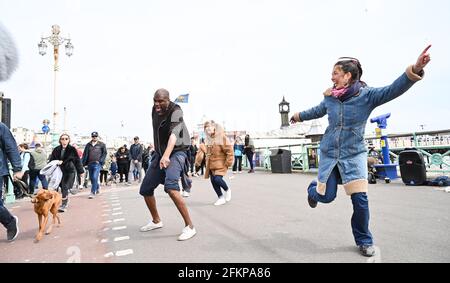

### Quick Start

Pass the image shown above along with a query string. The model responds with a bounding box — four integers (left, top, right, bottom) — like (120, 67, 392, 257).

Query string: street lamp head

(65, 41, 74, 57)
(38, 40, 47, 56)
(52, 25, 61, 35)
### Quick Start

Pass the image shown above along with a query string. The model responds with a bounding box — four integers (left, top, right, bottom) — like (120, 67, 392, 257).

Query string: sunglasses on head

(337, 57, 360, 63)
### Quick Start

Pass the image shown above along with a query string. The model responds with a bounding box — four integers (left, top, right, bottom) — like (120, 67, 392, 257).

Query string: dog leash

(7, 174, 34, 198)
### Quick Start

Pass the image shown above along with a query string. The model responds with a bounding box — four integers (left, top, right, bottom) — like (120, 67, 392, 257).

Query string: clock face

(282, 105, 289, 112)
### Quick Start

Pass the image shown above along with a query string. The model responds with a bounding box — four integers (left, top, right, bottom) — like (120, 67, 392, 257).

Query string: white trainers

(214, 197, 226, 206)
(224, 189, 231, 202)
(140, 221, 164, 232)
(182, 191, 190, 197)
(178, 226, 196, 241)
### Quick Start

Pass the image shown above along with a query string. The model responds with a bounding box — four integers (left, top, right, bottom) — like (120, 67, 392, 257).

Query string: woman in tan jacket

(203, 121, 234, 206)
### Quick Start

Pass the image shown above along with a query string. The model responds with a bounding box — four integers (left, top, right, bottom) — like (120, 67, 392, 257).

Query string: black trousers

(60, 172, 76, 199)
(233, 156, 243, 172)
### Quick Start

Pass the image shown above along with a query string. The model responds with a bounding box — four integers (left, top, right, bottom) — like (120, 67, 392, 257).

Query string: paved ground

(1, 171, 449, 263)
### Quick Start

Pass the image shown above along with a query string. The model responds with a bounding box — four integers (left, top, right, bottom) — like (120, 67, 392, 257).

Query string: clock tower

(279, 96, 290, 129)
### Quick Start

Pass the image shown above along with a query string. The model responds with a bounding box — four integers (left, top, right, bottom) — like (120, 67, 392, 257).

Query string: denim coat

(0, 122, 22, 176)
(299, 66, 423, 196)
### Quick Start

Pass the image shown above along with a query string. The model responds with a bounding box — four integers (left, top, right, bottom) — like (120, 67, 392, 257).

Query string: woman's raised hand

(413, 45, 432, 74)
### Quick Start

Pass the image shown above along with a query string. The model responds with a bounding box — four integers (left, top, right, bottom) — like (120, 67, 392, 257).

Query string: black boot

(58, 198, 68, 213)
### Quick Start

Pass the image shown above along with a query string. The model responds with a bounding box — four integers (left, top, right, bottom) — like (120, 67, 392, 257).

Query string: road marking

(114, 236, 130, 242)
(113, 218, 125, 222)
(113, 207, 122, 211)
(103, 228, 110, 231)
(104, 252, 114, 258)
(111, 199, 120, 203)
(100, 239, 109, 243)
(115, 249, 133, 257)
(112, 203, 121, 207)
(112, 226, 127, 231)
(112, 212, 123, 216)
(102, 220, 112, 224)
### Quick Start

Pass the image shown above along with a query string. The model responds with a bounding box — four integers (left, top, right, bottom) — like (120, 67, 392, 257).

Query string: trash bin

(270, 149, 292, 173)
(399, 149, 427, 185)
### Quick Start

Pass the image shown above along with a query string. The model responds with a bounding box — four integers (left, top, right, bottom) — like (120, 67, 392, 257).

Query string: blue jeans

(88, 163, 101, 194)
(0, 177, 14, 229)
(308, 166, 373, 246)
(210, 174, 229, 198)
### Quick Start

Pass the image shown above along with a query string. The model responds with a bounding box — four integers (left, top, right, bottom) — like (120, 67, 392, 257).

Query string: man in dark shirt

(128, 136, 143, 185)
(82, 132, 107, 198)
(139, 88, 196, 241)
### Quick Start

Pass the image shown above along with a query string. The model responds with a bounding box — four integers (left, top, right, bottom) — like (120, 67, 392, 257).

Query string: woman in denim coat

(290, 45, 431, 257)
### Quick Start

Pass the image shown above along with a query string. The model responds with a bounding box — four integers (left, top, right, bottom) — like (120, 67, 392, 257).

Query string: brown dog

(31, 189, 62, 242)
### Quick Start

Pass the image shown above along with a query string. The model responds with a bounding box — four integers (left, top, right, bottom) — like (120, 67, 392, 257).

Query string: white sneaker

(225, 189, 231, 202)
(140, 221, 164, 232)
(182, 191, 190, 197)
(214, 197, 226, 206)
(177, 226, 196, 241)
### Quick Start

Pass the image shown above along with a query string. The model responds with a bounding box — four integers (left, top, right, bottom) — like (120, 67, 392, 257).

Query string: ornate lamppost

(37, 25, 73, 145)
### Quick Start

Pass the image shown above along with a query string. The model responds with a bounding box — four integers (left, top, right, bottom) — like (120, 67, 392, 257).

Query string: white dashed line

(104, 252, 114, 258)
(114, 236, 130, 242)
(113, 207, 122, 211)
(115, 249, 133, 257)
(100, 239, 109, 243)
(112, 212, 123, 216)
(113, 218, 125, 222)
(112, 226, 127, 231)
(102, 220, 112, 224)
(111, 203, 121, 207)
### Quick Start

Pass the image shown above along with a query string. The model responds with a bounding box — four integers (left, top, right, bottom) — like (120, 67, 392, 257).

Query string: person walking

(194, 138, 207, 176)
(128, 136, 143, 185)
(116, 146, 130, 183)
(0, 22, 23, 241)
(49, 134, 85, 212)
(187, 137, 198, 176)
(29, 143, 48, 194)
(17, 143, 31, 195)
(139, 88, 196, 241)
(244, 134, 255, 173)
(290, 45, 432, 257)
(203, 121, 234, 206)
(232, 136, 244, 174)
(82, 132, 107, 198)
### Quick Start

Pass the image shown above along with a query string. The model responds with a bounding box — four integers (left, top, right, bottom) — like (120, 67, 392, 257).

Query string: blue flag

(174, 94, 189, 103)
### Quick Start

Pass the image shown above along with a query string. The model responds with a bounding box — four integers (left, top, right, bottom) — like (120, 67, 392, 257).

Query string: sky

(0, 0, 449, 143)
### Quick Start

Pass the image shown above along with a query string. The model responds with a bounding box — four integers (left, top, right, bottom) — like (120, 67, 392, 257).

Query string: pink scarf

(331, 86, 349, 98)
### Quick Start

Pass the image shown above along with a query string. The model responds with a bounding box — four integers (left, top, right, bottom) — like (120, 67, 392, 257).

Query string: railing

(242, 129, 450, 175)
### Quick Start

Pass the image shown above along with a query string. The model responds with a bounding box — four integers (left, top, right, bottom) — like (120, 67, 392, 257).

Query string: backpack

(27, 152, 36, 171)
